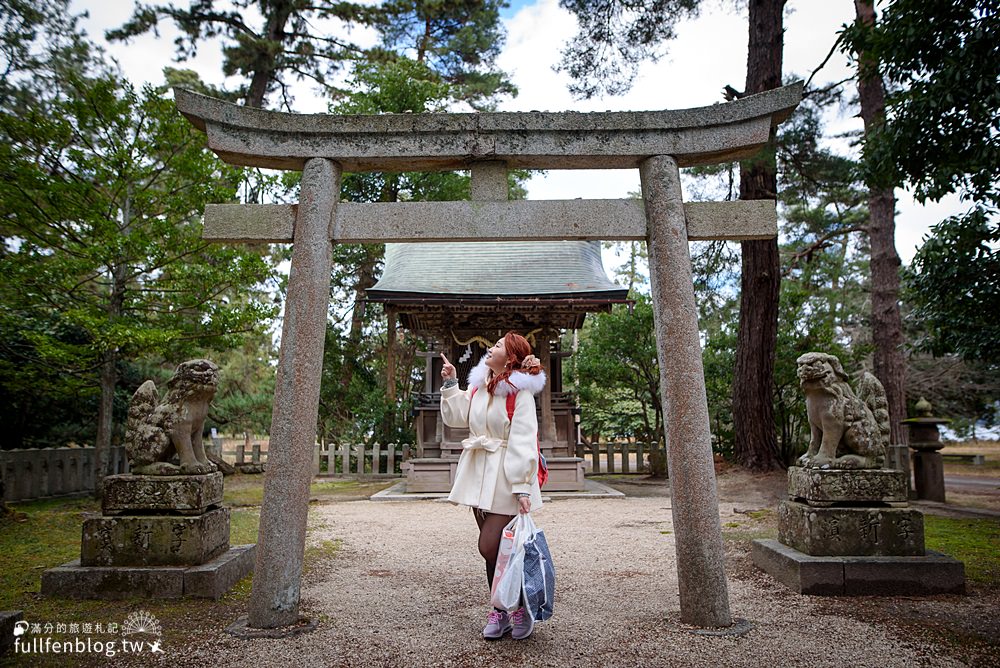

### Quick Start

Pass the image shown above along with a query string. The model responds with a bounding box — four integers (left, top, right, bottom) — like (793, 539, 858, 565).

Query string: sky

(70, 0, 967, 268)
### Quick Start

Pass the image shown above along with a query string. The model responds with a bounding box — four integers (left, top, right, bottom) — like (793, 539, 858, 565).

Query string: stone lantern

(903, 397, 951, 502)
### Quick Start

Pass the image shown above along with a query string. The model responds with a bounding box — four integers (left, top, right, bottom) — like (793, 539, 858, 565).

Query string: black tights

(473, 507, 523, 611)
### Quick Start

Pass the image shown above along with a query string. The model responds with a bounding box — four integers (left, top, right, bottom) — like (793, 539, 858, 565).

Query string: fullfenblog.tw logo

(11, 610, 166, 657)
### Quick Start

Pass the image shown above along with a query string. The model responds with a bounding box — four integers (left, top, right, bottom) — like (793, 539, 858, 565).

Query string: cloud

(497, 0, 963, 265)
(71, 0, 965, 266)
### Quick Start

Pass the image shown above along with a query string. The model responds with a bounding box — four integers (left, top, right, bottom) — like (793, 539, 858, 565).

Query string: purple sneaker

(510, 607, 534, 639)
(482, 609, 511, 640)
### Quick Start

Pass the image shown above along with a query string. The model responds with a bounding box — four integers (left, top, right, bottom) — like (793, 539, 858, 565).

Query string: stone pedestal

(1, 610, 23, 657)
(778, 502, 924, 557)
(81, 507, 231, 567)
(787, 467, 907, 505)
(753, 467, 965, 595)
(912, 447, 946, 502)
(402, 455, 588, 493)
(904, 398, 950, 502)
(102, 471, 224, 515)
(42, 471, 254, 599)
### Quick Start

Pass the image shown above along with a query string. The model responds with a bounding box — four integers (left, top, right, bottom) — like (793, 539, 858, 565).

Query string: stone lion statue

(125, 359, 220, 476)
(795, 352, 890, 469)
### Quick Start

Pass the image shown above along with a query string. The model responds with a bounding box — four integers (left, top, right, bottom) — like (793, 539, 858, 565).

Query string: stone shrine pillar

(904, 397, 951, 503)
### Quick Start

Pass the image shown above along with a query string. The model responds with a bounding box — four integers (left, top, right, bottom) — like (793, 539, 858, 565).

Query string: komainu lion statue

(796, 352, 890, 469)
(125, 359, 220, 476)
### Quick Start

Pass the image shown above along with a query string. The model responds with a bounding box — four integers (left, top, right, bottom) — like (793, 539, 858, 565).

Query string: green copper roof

(367, 241, 626, 298)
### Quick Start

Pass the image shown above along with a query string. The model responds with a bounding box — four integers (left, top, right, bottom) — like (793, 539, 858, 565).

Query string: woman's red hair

(486, 330, 545, 395)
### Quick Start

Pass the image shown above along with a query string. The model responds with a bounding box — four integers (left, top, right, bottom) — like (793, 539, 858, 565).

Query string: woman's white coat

(440, 355, 546, 515)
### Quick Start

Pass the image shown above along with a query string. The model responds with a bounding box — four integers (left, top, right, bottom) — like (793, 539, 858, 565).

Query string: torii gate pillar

(642, 154, 731, 627)
(247, 158, 341, 628)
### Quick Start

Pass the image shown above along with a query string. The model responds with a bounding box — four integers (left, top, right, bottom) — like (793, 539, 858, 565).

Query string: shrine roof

(366, 240, 627, 300)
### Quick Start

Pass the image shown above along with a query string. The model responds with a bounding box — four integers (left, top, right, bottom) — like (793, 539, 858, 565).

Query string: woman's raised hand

(440, 352, 456, 381)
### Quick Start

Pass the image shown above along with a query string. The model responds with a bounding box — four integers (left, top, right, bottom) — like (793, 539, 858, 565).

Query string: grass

(711, 508, 1000, 587)
(924, 516, 1000, 585)
(221, 473, 395, 507)
(0, 474, 371, 666)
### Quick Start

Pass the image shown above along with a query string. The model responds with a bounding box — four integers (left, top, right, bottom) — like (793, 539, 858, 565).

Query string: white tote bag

(489, 514, 529, 611)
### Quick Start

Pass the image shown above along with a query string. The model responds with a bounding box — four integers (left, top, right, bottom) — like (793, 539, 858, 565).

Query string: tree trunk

(93, 348, 116, 500)
(732, 0, 786, 471)
(245, 0, 295, 108)
(338, 248, 380, 396)
(95, 187, 132, 499)
(854, 0, 908, 445)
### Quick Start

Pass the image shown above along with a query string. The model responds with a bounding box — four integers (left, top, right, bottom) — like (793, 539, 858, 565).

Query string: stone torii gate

(175, 82, 802, 632)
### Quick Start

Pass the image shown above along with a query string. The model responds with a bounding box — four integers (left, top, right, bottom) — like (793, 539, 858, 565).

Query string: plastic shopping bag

(521, 514, 556, 622)
(490, 515, 527, 611)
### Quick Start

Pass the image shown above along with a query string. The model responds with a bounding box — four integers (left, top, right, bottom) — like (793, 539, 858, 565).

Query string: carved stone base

(41, 544, 255, 600)
(777, 501, 924, 557)
(787, 467, 907, 505)
(541, 457, 588, 491)
(81, 507, 230, 567)
(752, 539, 965, 595)
(402, 456, 588, 492)
(401, 458, 458, 493)
(102, 471, 224, 516)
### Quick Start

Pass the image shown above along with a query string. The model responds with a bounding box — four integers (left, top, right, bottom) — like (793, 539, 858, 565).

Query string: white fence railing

(221, 441, 413, 478)
(4, 438, 667, 503)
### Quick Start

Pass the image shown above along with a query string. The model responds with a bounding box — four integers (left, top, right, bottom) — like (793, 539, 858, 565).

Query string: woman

(439, 330, 546, 641)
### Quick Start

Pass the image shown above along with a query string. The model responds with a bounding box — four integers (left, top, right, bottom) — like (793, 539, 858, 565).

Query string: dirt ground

(11, 468, 996, 668)
(71, 467, 997, 668)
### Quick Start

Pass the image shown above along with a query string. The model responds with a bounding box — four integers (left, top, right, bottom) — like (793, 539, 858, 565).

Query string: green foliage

(109, 0, 515, 110)
(369, 0, 515, 109)
(107, 0, 375, 108)
(204, 332, 278, 435)
(841, 0, 1000, 205)
(0, 3, 278, 448)
(565, 292, 664, 461)
(841, 0, 1000, 362)
(906, 207, 1000, 363)
(335, 59, 454, 115)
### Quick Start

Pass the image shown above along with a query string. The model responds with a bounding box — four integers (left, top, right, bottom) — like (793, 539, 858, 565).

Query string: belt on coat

(456, 433, 509, 511)
(460, 434, 507, 451)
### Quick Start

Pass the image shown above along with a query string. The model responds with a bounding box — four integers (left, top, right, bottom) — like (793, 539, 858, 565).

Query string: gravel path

(169, 496, 971, 668)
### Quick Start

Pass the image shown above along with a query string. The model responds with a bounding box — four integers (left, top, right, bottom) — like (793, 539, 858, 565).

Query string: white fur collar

(466, 355, 547, 397)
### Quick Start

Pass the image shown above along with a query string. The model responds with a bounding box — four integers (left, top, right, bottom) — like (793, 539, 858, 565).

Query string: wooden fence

(3, 439, 665, 502)
(575, 441, 667, 475)
(314, 442, 411, 477)
(227, 440, 665, 477)
(221, 441, 413, 478)
(1, 446, 130, 503)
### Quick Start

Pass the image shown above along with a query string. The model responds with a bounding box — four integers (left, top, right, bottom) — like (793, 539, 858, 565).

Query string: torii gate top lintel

(173, 81, 803, 172)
